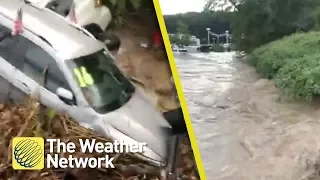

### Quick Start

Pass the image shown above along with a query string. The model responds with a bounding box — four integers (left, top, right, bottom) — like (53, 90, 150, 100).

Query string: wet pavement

(174, 52, 320, 180)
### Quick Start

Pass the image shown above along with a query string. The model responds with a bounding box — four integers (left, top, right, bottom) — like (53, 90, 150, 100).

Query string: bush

(249, 31, 320, 79)
(275, 54, 320, 100)
(249, 31, 320, 100)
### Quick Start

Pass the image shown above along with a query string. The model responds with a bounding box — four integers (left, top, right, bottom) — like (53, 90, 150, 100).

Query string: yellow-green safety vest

(73, 66, 94, 87)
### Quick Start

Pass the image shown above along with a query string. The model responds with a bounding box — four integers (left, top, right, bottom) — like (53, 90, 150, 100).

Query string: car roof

(0, 0, 105, 60)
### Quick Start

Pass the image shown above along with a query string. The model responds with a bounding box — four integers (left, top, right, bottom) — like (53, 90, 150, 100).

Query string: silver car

(0, 0, 176, 169)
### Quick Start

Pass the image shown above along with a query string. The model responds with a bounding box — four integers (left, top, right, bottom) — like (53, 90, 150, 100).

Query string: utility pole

(206, 28, 211, 45)
(225, 30, 229, 44)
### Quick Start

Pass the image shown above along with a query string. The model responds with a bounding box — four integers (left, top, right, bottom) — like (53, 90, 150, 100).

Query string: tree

(204, 0, 320, 52)
(169, 34, 180, 45)
(176, 20, 192, 46)
(176, 20, 190, 35)
(179, 34, 192, 46)
(203, 0, 239, 12)
(313, 6, 320, 30)
(164, 12, 233, 42)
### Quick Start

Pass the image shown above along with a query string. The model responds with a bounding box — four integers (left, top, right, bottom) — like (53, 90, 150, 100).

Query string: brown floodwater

(174, 52, 320, 180)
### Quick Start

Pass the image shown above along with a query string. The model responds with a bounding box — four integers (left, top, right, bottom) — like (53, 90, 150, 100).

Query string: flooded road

(174, 52, 320, 180)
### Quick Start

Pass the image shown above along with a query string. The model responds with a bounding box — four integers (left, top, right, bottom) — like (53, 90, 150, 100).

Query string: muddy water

(174, 52, 320, 180)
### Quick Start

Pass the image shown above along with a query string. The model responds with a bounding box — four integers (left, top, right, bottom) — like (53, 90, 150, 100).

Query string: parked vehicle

(172, 45, 178, 52)
(26, 0, 121, 53)
(172, 45, 188, 54)
(0, 1, 181, 178)
(178, 46, 188, 54)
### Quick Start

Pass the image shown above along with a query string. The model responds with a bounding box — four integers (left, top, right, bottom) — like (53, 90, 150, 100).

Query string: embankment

(248, 31, 320, 100)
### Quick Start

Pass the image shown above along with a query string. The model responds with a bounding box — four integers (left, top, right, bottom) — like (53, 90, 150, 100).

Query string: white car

(172, 47, 178, 52)
(178, 47, 188, 53)
(0, 0, 179, 172)
(172, 45, 188, 55)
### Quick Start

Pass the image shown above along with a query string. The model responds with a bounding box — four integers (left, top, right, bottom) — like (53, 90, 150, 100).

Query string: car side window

(10, 35, 72, 95)
(0, 24, 24, 68)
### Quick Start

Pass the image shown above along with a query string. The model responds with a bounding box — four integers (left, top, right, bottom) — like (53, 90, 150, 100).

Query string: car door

(7, 33, 77, 113)
(0, 24, 27, 103)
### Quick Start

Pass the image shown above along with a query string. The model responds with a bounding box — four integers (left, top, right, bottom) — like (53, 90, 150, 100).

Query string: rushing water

(174, 52, 320, 180)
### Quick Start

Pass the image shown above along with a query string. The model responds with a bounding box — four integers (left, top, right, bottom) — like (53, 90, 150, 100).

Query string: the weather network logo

(12, 137, 44, 170)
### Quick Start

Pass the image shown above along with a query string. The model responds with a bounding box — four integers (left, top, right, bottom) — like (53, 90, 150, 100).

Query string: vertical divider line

(152, 1, 207, 179)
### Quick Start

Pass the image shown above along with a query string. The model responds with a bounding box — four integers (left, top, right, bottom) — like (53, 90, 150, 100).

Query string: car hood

(102, 89, 173, 161)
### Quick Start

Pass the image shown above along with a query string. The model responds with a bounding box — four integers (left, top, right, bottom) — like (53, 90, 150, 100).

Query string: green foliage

(204, 0, 238, 12)
(102, 0, 147, 24)
(107, 0, 142, 14)
(230, 0, 320, 52)
(169, 21, 192, 46)
(250, 32, 320, 100)
(313, 6, 320, 30)
(275, 54, 320, 100)
(180, 35, 192, 46)
(169, 34, 180, 44)
(177, 21, 192, 46)
(250, 32, 320, 78)
(166, 0, 320, 51)
(169, 34, 192, 46)
(164, 11, 232, 43)
(176, 20, 190, 35)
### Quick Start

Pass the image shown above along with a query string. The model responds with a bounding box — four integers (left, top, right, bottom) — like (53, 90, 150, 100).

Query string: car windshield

(65, 50, 135, 114)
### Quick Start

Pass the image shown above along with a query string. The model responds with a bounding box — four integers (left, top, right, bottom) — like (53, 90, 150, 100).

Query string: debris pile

(0, 99, 198, 180)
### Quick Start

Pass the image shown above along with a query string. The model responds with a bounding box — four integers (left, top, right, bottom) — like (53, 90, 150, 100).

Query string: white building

(190, 35, 200, 46)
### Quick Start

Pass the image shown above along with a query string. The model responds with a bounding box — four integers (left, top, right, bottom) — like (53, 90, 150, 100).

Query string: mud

(114, 27, 179, 112)
(174, 52, 320, 180)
